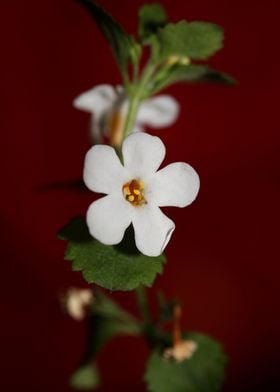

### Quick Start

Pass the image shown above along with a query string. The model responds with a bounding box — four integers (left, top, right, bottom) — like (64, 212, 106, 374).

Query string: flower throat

(122, 179, 146, 206)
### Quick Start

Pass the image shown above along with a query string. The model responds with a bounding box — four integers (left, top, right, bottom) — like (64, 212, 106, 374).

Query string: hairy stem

(122, 94, 141, 139)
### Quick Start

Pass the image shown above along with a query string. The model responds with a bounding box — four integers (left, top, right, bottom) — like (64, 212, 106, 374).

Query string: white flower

(73, 84, 180, 145)
(163, 340, 198, 362)
(65, 288, 94, 321)
(83, 132, 199, 257)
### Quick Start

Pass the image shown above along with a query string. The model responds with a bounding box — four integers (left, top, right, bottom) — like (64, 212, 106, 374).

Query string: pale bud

(166, 55, 191, 67)
(163, 340, 197, 363)
(64, 288, 94, 321)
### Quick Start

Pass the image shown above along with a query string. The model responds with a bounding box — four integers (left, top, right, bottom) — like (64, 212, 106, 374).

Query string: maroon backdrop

(1, 0, 279, 390)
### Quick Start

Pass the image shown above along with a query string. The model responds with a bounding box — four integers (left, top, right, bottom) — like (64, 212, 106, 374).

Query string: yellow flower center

(122, 179, 146, 206)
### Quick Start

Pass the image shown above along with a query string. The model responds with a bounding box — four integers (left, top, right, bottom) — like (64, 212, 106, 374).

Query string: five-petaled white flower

(83, 132, 200, 257)
(73, 84, 179, 146)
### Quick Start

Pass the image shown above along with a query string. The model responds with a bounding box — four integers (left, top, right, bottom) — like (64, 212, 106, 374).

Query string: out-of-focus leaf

(70, 299, 140, 389)
(145, 333, 227, 392)
(139, 3, 167, 41)
(77, 0, 140, 72)
(70, 363, 100, 390)
(93, 291, 140, 332)
(157, 21, 224, 60)
(154, 64, 235, 92)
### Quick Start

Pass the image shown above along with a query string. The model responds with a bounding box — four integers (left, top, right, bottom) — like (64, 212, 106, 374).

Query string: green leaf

(154, 64, 235, 92)
(77, 0, 139, 72)
(58, 217, 166, 291)
(167, 64, 235, 84)
(139, 3, 167, 41)
(70, 363, 100, 390)
(145, 333, 227, 392)
(157, 21, 224, 61)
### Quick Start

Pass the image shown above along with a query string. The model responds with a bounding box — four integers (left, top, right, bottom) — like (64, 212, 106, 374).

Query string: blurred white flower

(65, 288, 94, 321)
(83, 132, 199, 257)
(73, 84, 179, 146)
(163, 340, 197, 362)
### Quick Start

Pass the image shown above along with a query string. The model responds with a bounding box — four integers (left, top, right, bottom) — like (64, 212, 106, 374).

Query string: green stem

(122, 94, 141, 139)
(133, 61, 140, 84)
(122, 62, 157, 140)
(122, 68, 130, 90)
(135, 285, 151, 325)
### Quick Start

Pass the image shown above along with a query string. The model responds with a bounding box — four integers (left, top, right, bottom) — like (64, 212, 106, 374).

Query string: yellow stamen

(122, 179, 146, 206)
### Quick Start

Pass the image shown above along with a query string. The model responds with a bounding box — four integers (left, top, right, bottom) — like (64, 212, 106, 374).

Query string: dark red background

(1, 0, 279, 390)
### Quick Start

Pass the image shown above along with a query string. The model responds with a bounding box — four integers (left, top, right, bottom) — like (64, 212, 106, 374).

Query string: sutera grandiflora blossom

(74, 84, 179, 146)
(83, 132, 199, 256)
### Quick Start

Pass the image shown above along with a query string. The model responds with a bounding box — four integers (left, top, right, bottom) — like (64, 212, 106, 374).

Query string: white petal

(137, 95, 180, 128)
(86, 195, 132, 245)
(150, 162, 200, 207)
(132, 206, 175, 256)
(83, 145, 127, 194)
(73, 84, 117, 114)
(122, 133, 166, 178)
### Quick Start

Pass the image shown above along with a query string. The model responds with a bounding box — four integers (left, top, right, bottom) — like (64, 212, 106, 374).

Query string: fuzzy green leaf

(58, 217, 166, 291)
(157, 21, 224, 60)
(139, 3, 167, 41)
(77, 0, 139, 72)
(145, 333, 227, 392)
(70, 363, 100, 390)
